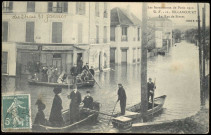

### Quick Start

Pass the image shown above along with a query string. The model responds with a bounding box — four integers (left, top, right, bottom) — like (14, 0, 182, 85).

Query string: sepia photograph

(1, 1, 210, 133)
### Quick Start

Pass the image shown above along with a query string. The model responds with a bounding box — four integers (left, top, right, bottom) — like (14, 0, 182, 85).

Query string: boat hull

(28, 79, 95, 88)
(32, 102, 100, 132)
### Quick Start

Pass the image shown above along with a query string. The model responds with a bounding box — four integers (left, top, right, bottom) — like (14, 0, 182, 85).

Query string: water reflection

(2, 41, 203, 132)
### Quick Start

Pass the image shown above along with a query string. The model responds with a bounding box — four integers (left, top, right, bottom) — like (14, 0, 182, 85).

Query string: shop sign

(42, 46, 74, 51)
(17, 45, 38, 50)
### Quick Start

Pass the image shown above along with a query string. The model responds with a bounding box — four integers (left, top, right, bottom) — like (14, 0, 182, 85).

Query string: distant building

(2, 1, 110, 76)
(110, 7, 141, 65)
(148, 17, 173, 50)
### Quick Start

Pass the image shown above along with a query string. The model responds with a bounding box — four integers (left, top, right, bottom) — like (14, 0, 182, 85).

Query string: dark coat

(69, 91, 81, 122)
(70, 66, 78, 76)
(49, 95, 64, 126)
(89, 69, 95, 76)
(82, 65, 89, 71)
(34, 110, 47, 125)
(82, 96, 93, 109)
(147, 82, 155, 92)
(118, 87, 127, 103)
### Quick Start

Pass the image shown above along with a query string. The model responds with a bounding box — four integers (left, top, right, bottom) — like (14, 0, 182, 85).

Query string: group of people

(117, 78, 156, 115)
(31, 62, 95, 84)
(34, 85, 94, 126)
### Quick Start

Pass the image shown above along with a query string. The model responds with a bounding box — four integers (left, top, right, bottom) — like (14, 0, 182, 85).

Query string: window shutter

(64, 2, 68, 12)
(9, 1, 13, 10)
(2, 22, 8, 42)
(52, 22, 62, 43)
(76, 2, 79, 14)
(26, 22, 34, 42)
(48, 2, 53, 12)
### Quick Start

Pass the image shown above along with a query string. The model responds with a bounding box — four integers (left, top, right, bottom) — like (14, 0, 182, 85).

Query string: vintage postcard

(2, 1, 209, 133)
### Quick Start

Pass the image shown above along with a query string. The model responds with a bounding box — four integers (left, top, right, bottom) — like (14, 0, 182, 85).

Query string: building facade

(148, 17, 173, 50)
(110, 7, 142, 65)
(2, 1, 110, 77)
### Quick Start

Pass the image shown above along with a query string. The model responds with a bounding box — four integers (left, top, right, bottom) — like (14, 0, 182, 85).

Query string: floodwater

(2, 40, 201, 133)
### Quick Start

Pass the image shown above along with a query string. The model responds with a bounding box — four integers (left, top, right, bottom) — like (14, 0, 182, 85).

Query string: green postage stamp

(2, 94, 31, 129)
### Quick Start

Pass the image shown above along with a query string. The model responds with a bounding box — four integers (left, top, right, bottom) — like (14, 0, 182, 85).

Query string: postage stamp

(2, 94, 31, 129)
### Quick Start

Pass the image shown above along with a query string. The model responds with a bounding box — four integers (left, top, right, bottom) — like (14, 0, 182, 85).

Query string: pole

(152, 78, 156, 116)
(140, 2, 148, 121)
(108, 101, 118, 125)
(197, 3, 203, 106)
(202, 4, 206, 106)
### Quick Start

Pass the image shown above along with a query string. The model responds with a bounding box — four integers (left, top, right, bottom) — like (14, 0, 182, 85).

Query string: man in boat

(88, 66, 95, 80)
(82, 63, 89, 71)
(49, 87, 64, 126)
(147, 78, 156, 103)
(77, 57, 83, 74)
(70, 64, 78, 84)
(34, 99, 48, 125)
(68, 85, 82, 124)
(117, 83, 127, 115)
(82, 91, 93, 109)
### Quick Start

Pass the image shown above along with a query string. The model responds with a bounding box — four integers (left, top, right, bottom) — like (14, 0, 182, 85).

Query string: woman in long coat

(49, 87, 64, 126)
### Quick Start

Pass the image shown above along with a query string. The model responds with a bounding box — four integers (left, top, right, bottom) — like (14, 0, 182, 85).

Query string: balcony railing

(121, 36, 128, 42)
(89, 38, 108, 44)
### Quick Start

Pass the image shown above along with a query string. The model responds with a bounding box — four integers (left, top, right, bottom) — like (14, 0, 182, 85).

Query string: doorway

(121, 49, 127, 63)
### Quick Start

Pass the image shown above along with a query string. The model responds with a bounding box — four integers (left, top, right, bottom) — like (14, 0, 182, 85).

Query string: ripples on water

(2, 41, 201, 132)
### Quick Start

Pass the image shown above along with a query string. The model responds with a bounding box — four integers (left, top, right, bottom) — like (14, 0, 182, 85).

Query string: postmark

(2, 94, 31, 129)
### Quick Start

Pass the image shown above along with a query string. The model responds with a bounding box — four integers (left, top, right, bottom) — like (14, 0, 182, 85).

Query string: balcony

(121, 36, 128, 42)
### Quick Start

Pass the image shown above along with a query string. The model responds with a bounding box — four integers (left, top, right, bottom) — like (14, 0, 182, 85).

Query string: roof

(148, 17, 172, 22)
(111, 7, 142, 27)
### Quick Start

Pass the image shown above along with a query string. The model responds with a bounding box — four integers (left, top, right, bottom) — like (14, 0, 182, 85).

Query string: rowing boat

(111, 95, 166, 129)
(28, 79, 95, 88)
(32, 101, 100, 132)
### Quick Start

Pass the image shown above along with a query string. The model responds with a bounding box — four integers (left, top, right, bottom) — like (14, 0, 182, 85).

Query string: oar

(107, 101, 118, 126)
(85, 66, 101, 88)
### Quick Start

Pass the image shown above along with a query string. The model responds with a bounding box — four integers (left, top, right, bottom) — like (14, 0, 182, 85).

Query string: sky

(110, 2, 210, 28)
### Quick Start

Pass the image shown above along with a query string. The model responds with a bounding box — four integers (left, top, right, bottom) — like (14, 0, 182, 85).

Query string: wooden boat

(32, 101, 100, 132)
(111, 95, 166, 130)
(28, 79, 95, 88)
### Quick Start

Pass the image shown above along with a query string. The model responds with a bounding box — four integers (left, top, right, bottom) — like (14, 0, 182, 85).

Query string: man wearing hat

(82, 63, 89, 71)
(117, 83, 127, 115)
(82, 91, 93, 109)
(147, 78, 156, 103)
(68, 85, 81, 123)
(70, 64, 78, 84)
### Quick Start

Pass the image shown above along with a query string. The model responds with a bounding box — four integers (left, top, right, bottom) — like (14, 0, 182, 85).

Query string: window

(78, 23, 83, 43)
(104, 3, 108, 18)
(138, 28, 140, 41)
(121, 27, 128, 41)
(52, 22, 62, 43)
(96, 25, 99, 43)
(27, 2, 35, 12)
(26, 22, 35, 42)
(76, 2, 85, 15)
(2, 52, 8, 74)
(95, 3, 99, 17)
(2, 22, 8, 42)
(110, 26, 115, 41)
(104, 26, 107, 43)
(2, 1, 13, 12)
(48, 2, 68, 13)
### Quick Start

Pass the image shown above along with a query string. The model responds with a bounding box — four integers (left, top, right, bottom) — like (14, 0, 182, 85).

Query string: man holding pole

(147, 78, 156, 103)
(117, 84, 127, 115)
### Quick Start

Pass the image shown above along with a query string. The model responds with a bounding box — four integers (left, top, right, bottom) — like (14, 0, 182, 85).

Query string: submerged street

(2, 40, 201, 132)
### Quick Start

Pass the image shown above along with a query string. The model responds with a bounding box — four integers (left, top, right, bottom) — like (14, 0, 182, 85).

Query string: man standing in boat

(147, 78, 156, 103)
(117, 84, 127, 115)
(68, 85, 81, 123)
(82, 91, 93, 109)
(70, 64, 78, 84)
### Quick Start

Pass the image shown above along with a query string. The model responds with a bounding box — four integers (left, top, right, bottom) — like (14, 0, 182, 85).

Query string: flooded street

(2, 40, 201, 132)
